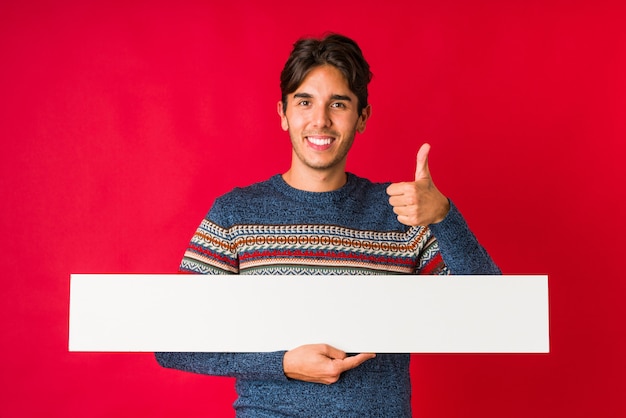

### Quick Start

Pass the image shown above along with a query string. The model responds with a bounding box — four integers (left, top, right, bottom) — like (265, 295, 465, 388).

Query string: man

(156, 33, 500, 417)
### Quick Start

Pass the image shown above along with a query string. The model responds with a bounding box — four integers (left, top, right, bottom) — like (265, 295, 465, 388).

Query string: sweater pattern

(181, 220, 447, 275)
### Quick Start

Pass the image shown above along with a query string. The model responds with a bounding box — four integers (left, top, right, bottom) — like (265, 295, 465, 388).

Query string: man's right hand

(282, 344, 376, 384)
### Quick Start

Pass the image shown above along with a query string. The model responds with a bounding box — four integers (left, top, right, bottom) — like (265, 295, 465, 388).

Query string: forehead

(292, 65, 354, 96)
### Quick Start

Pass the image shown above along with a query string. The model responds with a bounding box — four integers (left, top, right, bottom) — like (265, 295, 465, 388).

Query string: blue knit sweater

(156, 173, 500, 417)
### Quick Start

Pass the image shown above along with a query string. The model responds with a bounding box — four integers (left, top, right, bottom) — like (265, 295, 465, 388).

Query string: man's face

(278, 65, 370, 174)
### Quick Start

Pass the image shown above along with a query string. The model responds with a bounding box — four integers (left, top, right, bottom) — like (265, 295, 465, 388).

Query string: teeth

(307, 137, 332, 146)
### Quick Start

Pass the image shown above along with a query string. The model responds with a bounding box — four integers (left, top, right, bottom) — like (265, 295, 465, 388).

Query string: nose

(311, 105, 331, 128)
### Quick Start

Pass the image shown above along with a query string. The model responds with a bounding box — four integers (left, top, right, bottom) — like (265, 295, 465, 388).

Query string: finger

(386, 181, 414, 197)
(396, 214, 418, 227)
(337, 353, 376, 372)
(386, 182, 402, 196)
(391, 205, 414, 218)
(389, 193, 416, 208)
(322, 345, 347, 360)
(415, 143, 431, 181)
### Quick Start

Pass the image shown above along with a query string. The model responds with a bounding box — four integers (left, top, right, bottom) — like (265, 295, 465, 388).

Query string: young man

(156, 34, 500, 417)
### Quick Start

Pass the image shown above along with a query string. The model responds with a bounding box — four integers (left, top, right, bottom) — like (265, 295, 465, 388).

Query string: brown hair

(280, 34, 372, 114)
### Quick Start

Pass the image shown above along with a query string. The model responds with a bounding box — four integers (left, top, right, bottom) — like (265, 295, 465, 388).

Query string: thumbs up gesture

(386, 143, 450, 227)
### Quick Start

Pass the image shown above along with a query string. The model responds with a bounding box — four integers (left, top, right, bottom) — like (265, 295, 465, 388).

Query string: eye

(331, 102, 346, 109)
(297, 100, 311, 106)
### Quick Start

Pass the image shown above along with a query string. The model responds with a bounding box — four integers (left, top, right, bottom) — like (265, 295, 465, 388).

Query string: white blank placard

(68, 274, 549, 353)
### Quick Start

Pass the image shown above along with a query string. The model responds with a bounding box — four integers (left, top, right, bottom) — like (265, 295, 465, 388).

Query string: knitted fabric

(156, 173, 500, 417)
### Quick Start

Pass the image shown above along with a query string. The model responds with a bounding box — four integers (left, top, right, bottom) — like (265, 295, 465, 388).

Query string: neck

(282, 165, 348, 192)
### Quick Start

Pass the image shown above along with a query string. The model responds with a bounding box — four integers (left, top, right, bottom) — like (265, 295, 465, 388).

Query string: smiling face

(278, 65, 371, 189)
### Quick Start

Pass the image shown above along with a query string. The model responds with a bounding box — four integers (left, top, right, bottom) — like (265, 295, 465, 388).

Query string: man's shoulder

(205, 176, 281, 227)
(217, 175, 279, 202)
(347, 173, 391, 200)
(350, 173, 389, 187)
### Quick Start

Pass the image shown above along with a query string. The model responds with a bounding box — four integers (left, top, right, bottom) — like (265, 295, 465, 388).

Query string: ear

(356, 104, 371, 133)
(277, 100, 289, 131)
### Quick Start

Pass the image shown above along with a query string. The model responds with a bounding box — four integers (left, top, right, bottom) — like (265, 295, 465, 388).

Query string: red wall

(1, 1, 625, 417)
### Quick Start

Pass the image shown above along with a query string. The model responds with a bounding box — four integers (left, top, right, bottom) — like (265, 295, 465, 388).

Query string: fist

(386, 143, 450, 226)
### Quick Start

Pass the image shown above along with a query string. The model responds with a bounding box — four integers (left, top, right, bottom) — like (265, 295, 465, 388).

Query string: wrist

(432, 196, 450, 224)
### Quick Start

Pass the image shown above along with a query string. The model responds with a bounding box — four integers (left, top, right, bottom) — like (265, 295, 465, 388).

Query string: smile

(306, 136, 334, 146)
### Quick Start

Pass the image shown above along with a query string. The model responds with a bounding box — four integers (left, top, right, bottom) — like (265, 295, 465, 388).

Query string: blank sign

(68, 274, 549, 353)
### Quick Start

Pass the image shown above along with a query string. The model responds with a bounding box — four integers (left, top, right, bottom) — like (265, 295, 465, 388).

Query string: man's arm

(156, 207, 295, 381)
(428, 201, 501, 274)
(155, 351, 289, 381)
(387, 143, 500, 275)
(158, 207, 376, 383)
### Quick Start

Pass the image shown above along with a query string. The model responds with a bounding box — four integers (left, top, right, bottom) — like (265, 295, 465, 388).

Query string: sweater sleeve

(154, 351, 289, 381)
(428, 200, 501, 275)
(155, 202, 290, 382)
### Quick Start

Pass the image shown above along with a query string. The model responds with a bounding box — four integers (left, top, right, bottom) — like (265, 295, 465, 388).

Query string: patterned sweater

(156, 173, 500, 417)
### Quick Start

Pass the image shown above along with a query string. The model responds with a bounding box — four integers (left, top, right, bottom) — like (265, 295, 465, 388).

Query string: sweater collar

(270, 173, 359, 204)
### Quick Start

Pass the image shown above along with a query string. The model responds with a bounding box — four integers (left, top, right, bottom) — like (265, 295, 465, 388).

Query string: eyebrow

(293, 92, 352, 101)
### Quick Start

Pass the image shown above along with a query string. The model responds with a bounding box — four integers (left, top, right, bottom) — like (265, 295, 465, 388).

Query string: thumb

(415, 143, 432, 181)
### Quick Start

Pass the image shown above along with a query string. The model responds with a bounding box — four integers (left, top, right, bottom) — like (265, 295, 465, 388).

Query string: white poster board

(69, 274, 549, 353)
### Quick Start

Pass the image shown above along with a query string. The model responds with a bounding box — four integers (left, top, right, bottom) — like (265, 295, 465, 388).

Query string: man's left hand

(386, 143, 450, 226)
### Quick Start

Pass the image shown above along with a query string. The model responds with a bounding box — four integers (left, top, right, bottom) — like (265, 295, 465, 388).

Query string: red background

(1, 1, 625, 417)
